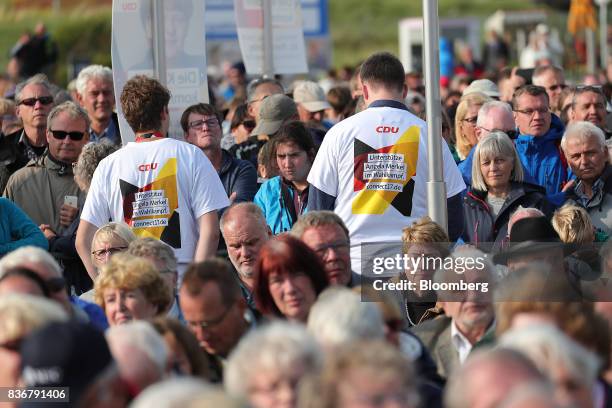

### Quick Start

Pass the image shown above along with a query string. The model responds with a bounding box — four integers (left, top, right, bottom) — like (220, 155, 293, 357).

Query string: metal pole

(422, 0, 448, 233)
(262, 0, 274, 78)
(601, 0, 609, 69)
(587, 28, 597, 73)
(152, 0, 167, 86)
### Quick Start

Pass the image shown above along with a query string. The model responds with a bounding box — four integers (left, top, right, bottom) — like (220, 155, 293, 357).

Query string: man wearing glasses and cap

(4, 101, 87, 237)
(0, 74, 54, 191)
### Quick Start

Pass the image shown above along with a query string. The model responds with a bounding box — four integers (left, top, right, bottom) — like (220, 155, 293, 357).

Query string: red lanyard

(135, 131, 164, 142)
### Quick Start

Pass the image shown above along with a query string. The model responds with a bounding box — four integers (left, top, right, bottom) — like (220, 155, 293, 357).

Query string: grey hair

(220, 202, 268, 236)
(246, 77, 284, 102)
(73, 141, 119, 191)
(105, 320, 168, 374)
(472, 131, 524, 191)
(130, 378, 212, 408)
(307, 287, 385, 348)
(15, 73, 53, 103)
(0, 294, 69, 344)
(46, 100, 91, 131)
(499, 325, 600, 389)
(75, 65, 113, 96)
(497, 383, 558, 408)
(445, 347, 546, 408)
(560, 121, 606, 152)
(225, 321, 322, 399)
(290, 210, 349, 240)
(127, 237, 178, 274)
(0, 246, 62, 278)
(532, 65, 564, 85)
(476, 100, 513, 128)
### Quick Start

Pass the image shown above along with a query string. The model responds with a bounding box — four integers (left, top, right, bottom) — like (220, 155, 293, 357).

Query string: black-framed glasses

(50, 130, 85, 141)
(92, 246, 128, 260)
(313, 240, 350, 258)
(188, 118, 219, 130)
(18, 96, 53, 106)
(187, 305, 233, 330)
(513, 108, 550, 117)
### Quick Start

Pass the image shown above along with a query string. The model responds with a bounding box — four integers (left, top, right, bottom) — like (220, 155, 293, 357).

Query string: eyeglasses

(187, 304, 233, 330)
(313, 240, 350, 258)
(514, 108, 550, 117)
(462, 116, 478, 125)
(188, 118, 219, 130)
(92, 246, 128, 260)
(477, 126, 519, 139)
(46, 276, 66, 293)
(242, 119, 256, 130)
(548, 84, 567, 92)
(50, 130, 85, 141)
(18, 96, 54, 106)
(0, 338, 22, 352)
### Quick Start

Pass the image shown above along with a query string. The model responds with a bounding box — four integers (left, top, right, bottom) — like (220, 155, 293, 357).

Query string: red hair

(254, 234, 329, 317)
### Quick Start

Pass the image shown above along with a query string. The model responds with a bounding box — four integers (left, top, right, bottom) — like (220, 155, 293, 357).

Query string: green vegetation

(329, 0, 550, 67)
(0, 5, 110, 85)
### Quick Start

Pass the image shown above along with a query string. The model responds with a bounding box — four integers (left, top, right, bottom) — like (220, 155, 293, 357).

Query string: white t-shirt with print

(307, 105, 465, 273)
(81, 138, 230, 264)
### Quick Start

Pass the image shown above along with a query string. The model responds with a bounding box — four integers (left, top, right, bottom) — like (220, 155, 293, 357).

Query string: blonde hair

(0, 294, 68, 344)
(472, 131, 524, 191)
(91, 222, 137, 267)
(401, 216, 450, 256)
(552, 204, 594, 244)
(94, 253, 171, 314)
(455, 92, 491, 159)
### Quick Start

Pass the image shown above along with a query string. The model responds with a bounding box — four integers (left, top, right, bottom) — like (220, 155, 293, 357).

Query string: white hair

(497, 383, 558, 408)
(508, 206, 545, 234)
(307, 287, 385, 348)
(0, 246, 62, 278)
(105, 321, 168, 374)
(75, 65, 113, 96)
(130, 378, 212, 408)
(499, 325, 600, 389)
(476, 100, 513, 128)
(225, 321, 322, 399)
(561, 120, 606, 152)
(0, 294, 69, 343)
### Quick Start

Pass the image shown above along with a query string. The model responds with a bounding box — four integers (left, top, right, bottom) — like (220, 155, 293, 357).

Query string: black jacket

(462, 181, 550, 251)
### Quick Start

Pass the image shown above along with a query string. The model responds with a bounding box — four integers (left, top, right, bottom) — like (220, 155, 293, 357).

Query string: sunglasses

(50, 130, 85, 141)
(242, 119, 256, 130)
(19, 96, 54, 106)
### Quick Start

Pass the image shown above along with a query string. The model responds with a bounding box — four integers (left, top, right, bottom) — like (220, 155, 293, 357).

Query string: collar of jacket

(466, 182, 544, 209)
(218, 149, 234, 176)
(368, 99, 410, 111)
(36, 153, 73, 175)
(516, 113, 565, 142)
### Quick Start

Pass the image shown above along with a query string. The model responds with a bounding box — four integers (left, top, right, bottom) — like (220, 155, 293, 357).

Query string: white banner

(111, 0, 209, 143)
(234, 0, 308, 75)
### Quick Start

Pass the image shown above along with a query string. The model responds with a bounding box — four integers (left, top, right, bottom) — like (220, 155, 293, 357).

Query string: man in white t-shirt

(307, 52, 465, 274)
(76, 75, 229, 279)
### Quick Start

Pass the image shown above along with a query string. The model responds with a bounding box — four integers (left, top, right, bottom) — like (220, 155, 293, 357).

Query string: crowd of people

(1, 27, 612, 408)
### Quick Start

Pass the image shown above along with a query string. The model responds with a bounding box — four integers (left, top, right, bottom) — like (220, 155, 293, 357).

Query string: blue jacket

(0, 197, 47, 256)
(218, 150, 258, 213)
(254, 176, 308, 234)
(515, 114, 568, 195)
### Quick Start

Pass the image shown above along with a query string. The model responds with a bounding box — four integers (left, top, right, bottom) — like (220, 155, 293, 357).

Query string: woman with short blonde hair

(94, 253, 171, 326)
